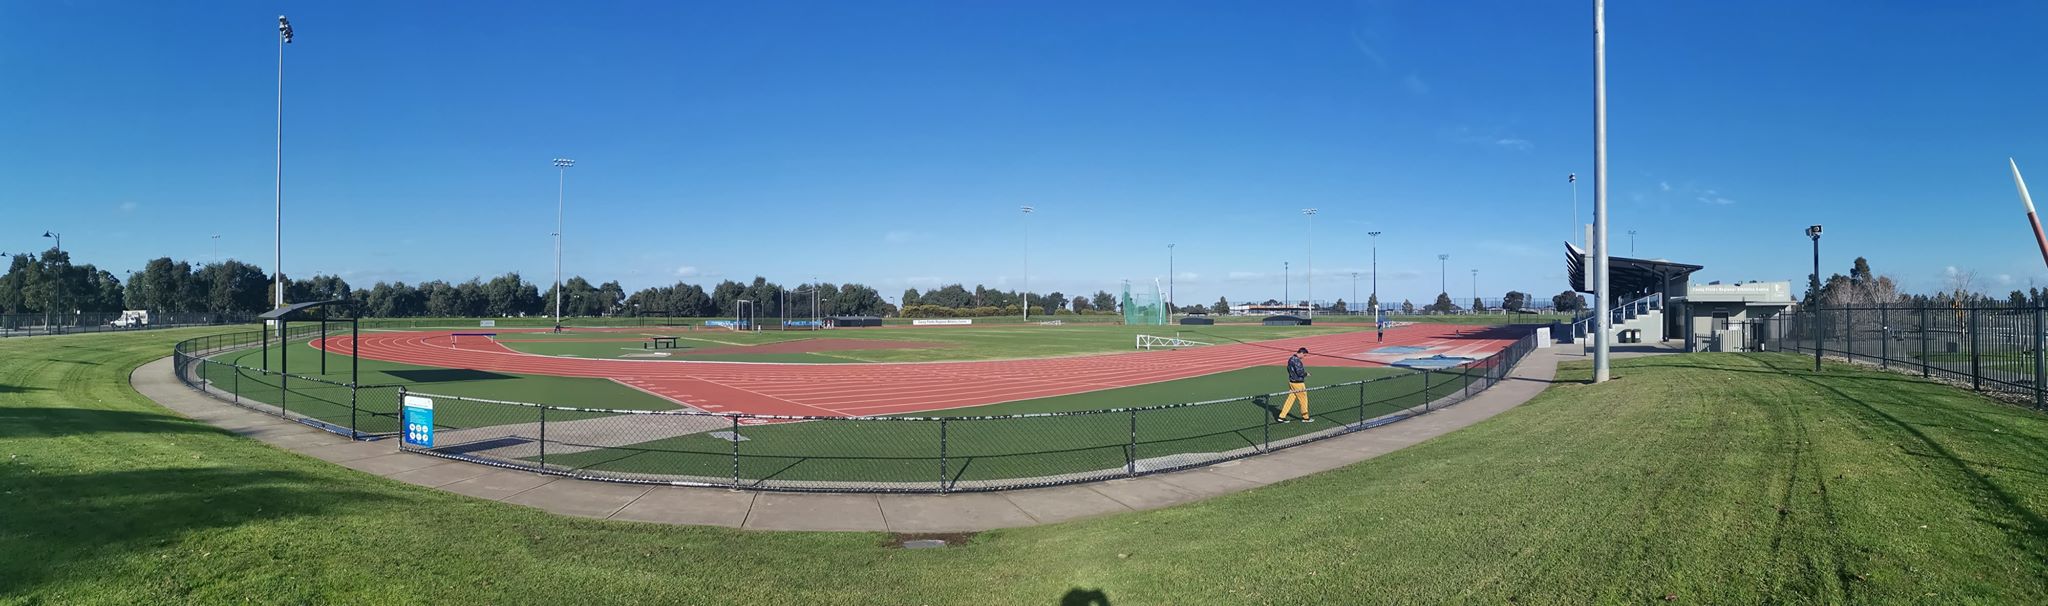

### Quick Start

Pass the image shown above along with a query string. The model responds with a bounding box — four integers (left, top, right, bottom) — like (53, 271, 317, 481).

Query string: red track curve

(318, 324, 1525, 417)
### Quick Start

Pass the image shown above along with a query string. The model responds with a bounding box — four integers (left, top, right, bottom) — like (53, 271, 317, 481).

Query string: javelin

(2010, 158, 2048, 270)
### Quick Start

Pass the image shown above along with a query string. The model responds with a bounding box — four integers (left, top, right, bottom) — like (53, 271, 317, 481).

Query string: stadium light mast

(552, 157, 575, 327)
(1593, 0, 1614, 383)
(1629, 229, 1638, 256)
(1020, 206, 1034, 321)
(273, 15, 293, 313)
(1808, 224, 1822, 372)
(1437, 254, 1449, 297)
(1471, 268, 1479, 309)
(41, 231, 61, 324)
(1168, 243, 1175, 316)
(1369, 231, 1382, 324)
(1303, 208, 1316, 318)
(1350, 272, 1357, 315)
(1283, 261, 1289, 304)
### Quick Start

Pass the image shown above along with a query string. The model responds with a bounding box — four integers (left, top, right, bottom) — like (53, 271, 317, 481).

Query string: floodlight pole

(1593, 0, 1613, 383)
(1284, 261, 1290, 304)
(1471, 269, 1479, 309)
(1168, 243, 1175, 316)
(1809, 225, 1823, 372)
(1438, 254, 1449, 297)
(41, 231, 61, 329)
(1303, 208, 1316, 318)
(1629, 229, 1637, 256)
(1369, 231, 1382, 325)
(1021, 206, 1034, 321)
(274, 16, 291, 315)
(552, 158, 575, 326)
(1351, 272, 1357, 315)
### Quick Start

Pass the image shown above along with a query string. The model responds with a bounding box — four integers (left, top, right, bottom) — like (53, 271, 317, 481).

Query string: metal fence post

(538, 405, 548, 469)
(1261, 408, 1271, 452)
(232, 361, 240, 404)
(1356, 381, 1367, 430)
(1844, 306, 1854, 364)
(730, 416, 742, 488)
(1971, 307, 1983, 391)
(1921, 306, 1931, 378)
(938, 419, 950, 493)
(1423, 369, 1433, 412)
(1879, 304, 1889, 369)
(1126, 409, 1138, 477)
(2036, 305, 2045, 410)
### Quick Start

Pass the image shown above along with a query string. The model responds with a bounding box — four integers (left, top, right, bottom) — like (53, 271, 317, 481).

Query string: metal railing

(1564, 292, 1662, 343)
(1757, 303, 2048, 410)
(172, 326, 1543, 492)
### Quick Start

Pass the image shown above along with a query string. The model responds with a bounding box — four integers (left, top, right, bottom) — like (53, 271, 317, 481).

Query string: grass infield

(5, 329, 2045, 603)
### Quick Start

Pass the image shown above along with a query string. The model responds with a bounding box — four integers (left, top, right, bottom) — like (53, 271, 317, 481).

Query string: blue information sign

(402, 396, 435, 448)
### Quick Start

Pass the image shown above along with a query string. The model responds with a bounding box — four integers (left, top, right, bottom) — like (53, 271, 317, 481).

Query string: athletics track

(316, 324, 1525, 418)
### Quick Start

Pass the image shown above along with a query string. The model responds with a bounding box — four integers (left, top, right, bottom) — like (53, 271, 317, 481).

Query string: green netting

(1122, 282, 1166, 326)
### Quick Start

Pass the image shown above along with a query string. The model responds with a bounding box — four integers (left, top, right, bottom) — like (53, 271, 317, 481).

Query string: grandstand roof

(1564, 242, 1703, 297)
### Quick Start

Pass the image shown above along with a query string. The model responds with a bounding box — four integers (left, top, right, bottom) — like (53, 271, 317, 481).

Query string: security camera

(1805, 224, 1823, 238)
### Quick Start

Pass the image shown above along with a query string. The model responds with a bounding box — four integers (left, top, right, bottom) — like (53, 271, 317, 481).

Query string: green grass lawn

(6, 329, 2047, 603)
(494, 323, 1368, 363)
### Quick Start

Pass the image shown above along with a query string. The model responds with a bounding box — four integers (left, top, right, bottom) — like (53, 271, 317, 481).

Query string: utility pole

(1020, 206, 1034, 321)
(1303, 208, 1317, 318)
(1369, 231, 1382, 324)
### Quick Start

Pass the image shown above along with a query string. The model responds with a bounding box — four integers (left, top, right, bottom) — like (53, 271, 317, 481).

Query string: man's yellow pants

(1279, 382, 1308, 418)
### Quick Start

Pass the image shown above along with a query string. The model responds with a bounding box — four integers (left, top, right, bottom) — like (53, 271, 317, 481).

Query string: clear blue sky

(5, 1, 2048, 306)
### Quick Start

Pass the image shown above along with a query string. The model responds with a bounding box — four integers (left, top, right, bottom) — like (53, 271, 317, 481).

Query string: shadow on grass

(1749, 354, 2048, 559)
(1061, 588, 1112, 605)
(0, 384, 49, 394)
(382, 369, 517, 383)
(0, 407, 229, 439)
(0, 465, 396, 599)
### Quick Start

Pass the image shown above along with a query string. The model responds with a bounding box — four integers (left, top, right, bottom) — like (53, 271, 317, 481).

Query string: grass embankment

(4, 330, 2046, 603)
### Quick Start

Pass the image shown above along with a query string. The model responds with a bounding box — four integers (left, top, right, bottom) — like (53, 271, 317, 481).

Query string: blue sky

(5, 1, 2048, 306)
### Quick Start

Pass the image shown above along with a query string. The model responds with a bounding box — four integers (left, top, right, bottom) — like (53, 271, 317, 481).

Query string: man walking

(1277, 347, 1311, 423)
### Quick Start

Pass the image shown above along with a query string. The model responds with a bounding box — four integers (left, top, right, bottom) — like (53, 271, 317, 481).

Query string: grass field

(490, 323, 1365, 363)
(9, 329, 2046, 603)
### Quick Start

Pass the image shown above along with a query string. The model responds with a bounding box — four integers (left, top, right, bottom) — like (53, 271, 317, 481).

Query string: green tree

(1211, 296, 1229, 315)
(1552, 290, 1585, 313)
(1401, 299, 1415, 314)
(1366, 293, 1379, 314)
(1432, 292, 1456, 314)
(1502, 291, 1527, 312)
(1091, 291, 1117, 311)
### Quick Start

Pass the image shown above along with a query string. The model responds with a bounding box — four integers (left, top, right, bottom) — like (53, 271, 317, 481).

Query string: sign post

(402, 395, 435, 448)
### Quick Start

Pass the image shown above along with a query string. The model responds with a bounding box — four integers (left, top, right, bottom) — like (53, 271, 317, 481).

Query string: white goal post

(1136, 334, 1213, 350)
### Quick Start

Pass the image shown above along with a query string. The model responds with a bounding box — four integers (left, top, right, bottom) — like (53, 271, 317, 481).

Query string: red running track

(319, 324, 1527, 417)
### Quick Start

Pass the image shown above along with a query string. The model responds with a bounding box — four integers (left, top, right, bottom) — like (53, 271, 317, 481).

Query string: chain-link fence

(172, 324, 396, 438)
(1757, 303, 2048, 409)
(3, 311, 250, 337)
(389, 332, 1541, 492)
(174, 326, 1542, 492)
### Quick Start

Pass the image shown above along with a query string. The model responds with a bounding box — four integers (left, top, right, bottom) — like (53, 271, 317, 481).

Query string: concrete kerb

(133, 345, 1573, 532)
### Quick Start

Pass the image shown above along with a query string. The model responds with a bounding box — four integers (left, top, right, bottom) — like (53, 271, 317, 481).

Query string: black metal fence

(172, 324, 398, 438)
(171, 327, 1543, 492)
(2, 311, 250, 337)
(1757, 303, 2048, 409)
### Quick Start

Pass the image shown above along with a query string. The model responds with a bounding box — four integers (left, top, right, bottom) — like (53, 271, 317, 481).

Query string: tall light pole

(1283, 261, 1290, 305)
(211, 234, 221, 261)
(1629, 229, 1637, 256)
(1808, 225, 1823, 371)
(274, 15, 293, 311)
(1369, 231, 1381, 323)
(1570, 173, 1579, 244)
(1437, 254, 1449, 296)
(1593, 0, 1614, 383)
(1471, 268, 1479, 310)
(1302, 208, 1316, 318)
(42, 231, 61, 326)
(1020, 206, 1034, 321)
(1167, 243, 1175, 316)
(552, 157, 575, 326)
(1350, 272, 1358, 315)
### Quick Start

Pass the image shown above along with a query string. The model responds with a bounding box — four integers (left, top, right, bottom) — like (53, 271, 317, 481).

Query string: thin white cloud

(1349, 32, 1389, 69)
(1997, 274, 2015, 286)
(883, 230, 920, 244)
(1176, 272, 1200, 281)
(903, 276, 942, 287)
(1402, 73, 1429, 95)
(1695, 190, 1736, 205)
(1226, 271, 1266, 281)
(1494, 138, 1532, 151)
(117, 201, 138, 213)
(674, 265, 701, 278)
(1659, 181, 1672, 192)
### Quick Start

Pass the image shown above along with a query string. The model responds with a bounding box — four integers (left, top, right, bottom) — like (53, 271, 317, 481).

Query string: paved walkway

(133, 345, 1584, 532)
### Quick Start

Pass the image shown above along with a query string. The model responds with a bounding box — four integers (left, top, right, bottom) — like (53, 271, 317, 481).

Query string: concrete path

(133, 346, 1591, 532)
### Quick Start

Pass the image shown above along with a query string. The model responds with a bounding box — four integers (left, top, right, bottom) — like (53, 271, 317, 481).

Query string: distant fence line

(170, 325, 1544, 492)
(0, 311, 251, 337)
(1758, 303, 2048, 410)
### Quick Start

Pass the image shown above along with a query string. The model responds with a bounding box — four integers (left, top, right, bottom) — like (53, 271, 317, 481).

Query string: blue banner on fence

(786, 320, 821, 328)
(402, 396, 435, 448)
(704, 320, 738, 328)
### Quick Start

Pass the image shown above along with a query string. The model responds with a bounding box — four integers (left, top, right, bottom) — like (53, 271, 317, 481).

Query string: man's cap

(1296, 347, 1308, 354)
